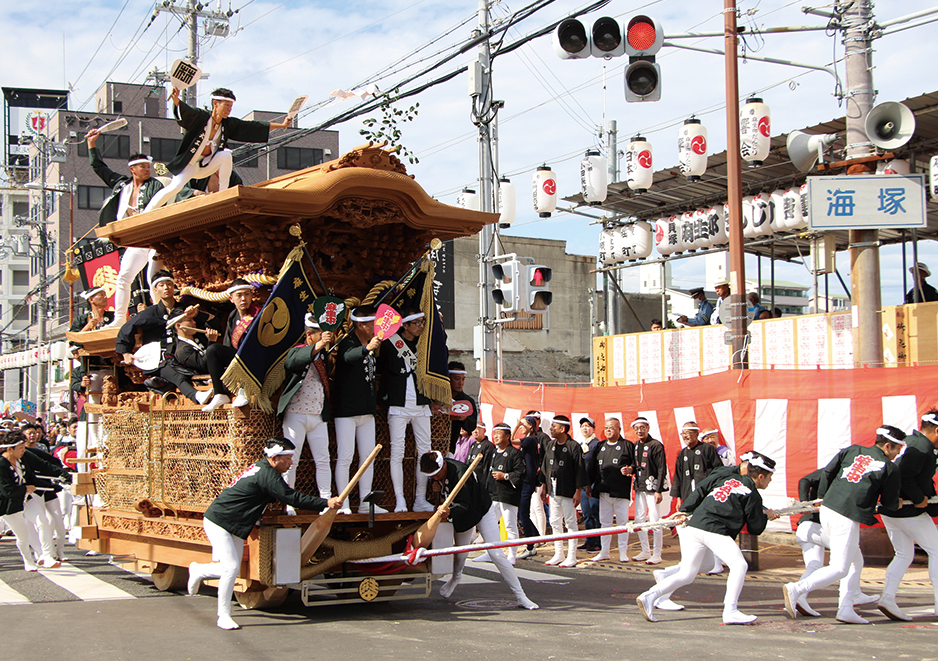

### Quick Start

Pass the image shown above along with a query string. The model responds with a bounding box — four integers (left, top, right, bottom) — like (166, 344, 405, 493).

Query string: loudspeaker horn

(786, 131, 838, 172)
(865, 101, 916, 150)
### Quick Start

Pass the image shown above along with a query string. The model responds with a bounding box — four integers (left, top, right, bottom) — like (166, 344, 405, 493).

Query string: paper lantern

(740, 97, 771, 166)
(769, 189, 788, 233)
(751, 192, 774, 236)
(881, 159, 911, 175)
(799, 183, 811, 229)
(681, 211, 699, 251)
(497, 178, 516, 228)
(654, 218, 675, 256)
(742, 196, 757, 238)
(532, 165, 558, 217)
(694, 208, 713, 249)
(678, 118, 708, 181)
(457, 188, 479, 211)
(631, 220, 653, 259)
(707, 205, 728, 246)
(626, 136, 653, 192)
(781, 188, 804, 230)
(666, 214, 686, 253)
(599, 227, 617, 266)
(580, 150, 608, 204)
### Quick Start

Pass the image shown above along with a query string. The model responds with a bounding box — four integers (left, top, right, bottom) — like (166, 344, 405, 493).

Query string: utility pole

(156, 0, 230, 106)
(35, 142, 49, 418)
(603, 120, 619, 335)
(475, 0, 497, 380)
(724, 0, 748, 368)
(842, 0, 882, 368)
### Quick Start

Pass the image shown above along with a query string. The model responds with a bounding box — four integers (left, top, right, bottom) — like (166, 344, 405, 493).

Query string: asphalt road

(2, 539, 936, 661)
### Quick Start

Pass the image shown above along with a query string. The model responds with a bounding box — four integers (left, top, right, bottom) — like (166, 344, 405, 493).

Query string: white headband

(80, 287, 105, 300)
(476, 422, 486, 429)
(127, 156, 152, 167)
(682, 425, 700, 432)
(922, 413, 938, 425)
(739, 451, 754, 462)
(631, 418, 649, 428)
(151, 276, 174, 287)
(877, 427, 906, 445)
(212, 95, 234, 102)
(0, 442, 21, 450)
(748, 455, 775, 472)
(226, 283, 253, 295)
(419, 450, 445, 476)
(401, 312, 425, 323)
(552, 419, 571, 427)
(494, 423, 511, 432)
(700, 429, 719, 439)
(350, 312, 376, 322)
(264, 444, 294, 457)
(304, 313, 320, 329)
(449, 370, 467, 375)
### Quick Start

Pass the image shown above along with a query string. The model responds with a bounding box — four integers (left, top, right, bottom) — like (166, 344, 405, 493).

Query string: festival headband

(150, 276, 174, 287)
(211, 95, 235, 102)
(80, 287, 105, 300)
(449, 370, 467, 375)
(552, 418, 571, 427)
(700, 429, 719, 439)
(877, 427, 906, 445)
(264, 444, 294, 457)
(226, 283, 253, 295)
(681, 425, 700, 432)
(350, 312, 376, 322)
(748, 455, 776, 472)
(494, 423, 511, 432)
(922, 413, 938, 425)
(127, 156, 153, 167)
(304, 313, 320, 329)
(476, 422, 486, 429)
(739, 451, 754, 462)
(401, 312, 425, 323)
(631, 417, 649, 428)
(0, 442, 19, 449)
(419, 451, 445, 476)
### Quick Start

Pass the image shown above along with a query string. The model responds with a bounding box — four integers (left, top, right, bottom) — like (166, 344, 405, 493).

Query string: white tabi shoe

(195, 390, 213, 405)
(440, 575, 461, 599)
(723, 609, 757, 625)
(796, 596, 821, 618)
(413, 499, 435, 513)
(517, 548, 537, 560)
(836, 608, 869, 625)
(655, 597, 684, 611)
(471, 552, 494, 563)
(645, 554, 662, 565)
(337, 507, 352, 516)
(632, 550, 651, 562)
(559, 556, 578, 568)
(284, 505, 297, 516)
(187, 562, 202, 596)
(853, 592, 880, 607)
(517, 596, 539, 610)
(216, 615, 241, 630)
(201, 394, 230, 412)
(877, 597, 913, 622)
(783, 583, 802, 619)
(636, 591, 658, 622)
(230, 389, 249, 408)
(544, 553, 564, 566)
(358, 503, 389, 514)
(589, 552, 611, 562)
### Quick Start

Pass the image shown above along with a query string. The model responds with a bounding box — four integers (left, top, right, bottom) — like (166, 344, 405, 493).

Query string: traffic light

(590, 17, 625, 58)
(525, 265, 552, 314)
(552, 18, 590, 59)
(624, 15, 663, 102)
(492, 259, 524, 314)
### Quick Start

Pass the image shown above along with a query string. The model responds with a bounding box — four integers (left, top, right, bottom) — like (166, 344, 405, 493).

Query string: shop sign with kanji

(806, 174, 926, 230)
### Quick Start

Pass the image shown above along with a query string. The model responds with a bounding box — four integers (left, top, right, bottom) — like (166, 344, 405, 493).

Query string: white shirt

(117, 182, 137, 220)
(192, 117, 223, 167)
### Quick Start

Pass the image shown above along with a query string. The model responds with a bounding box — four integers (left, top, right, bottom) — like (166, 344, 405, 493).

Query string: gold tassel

(221, 358, 263, 406)
(279, 245, 305, 280)
(259, 359, 288, 415)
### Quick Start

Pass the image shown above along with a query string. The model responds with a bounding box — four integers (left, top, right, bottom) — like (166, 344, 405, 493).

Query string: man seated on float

(86, 129, 166, 327)
(144, 87, 291, 212)
(177, 169, 244, 201)
(115, 270, 212, 406)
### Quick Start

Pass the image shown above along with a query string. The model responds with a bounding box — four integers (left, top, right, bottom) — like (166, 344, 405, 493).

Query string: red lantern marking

(542, 179, 556, 195)
(691, 135, 707, 155)
(638, 150, 652, 169)
(758, 116, 770, 137)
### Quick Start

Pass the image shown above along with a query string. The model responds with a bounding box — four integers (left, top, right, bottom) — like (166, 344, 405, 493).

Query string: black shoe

(578, 542, 591, 550)
(144, 376, 173, 393)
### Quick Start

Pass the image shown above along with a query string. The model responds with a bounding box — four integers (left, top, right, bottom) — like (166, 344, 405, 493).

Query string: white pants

(598, 493, 631, 559)
(192, 518, 244, 618)
(635, 491, 662, 556)
(388, 412, 431, 506)
(281, 411, 331, 497)
(145, 150, 233, 212)
(112, 247, 158, 324)
(530, 494, 547, 536)
(648, 526, 749, 611)
(794, 506, 862, 611)
(1, 511, 40, 570)
(494, 501, 519, 561)
(42, 497, 67, 559)
(548, 495, 578, 557)
(882, 513, 938, 605)
(333, 415, 376, 500)
(449, 504, 528, 601)
(796, 519, 868, 602)
(25, 496, 56, 563)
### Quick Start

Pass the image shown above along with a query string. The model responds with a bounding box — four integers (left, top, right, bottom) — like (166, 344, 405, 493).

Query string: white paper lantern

(533, 165, 558, 217)
(619, 224, 637, 262)
(781, 188, 804, 230)
(580, 149, 608, 204)
(707, 205, 728, 246)
(694, 208, 713, 249)
(740, 97, 771, 166)
(881, 159, 911, 175)
(599, 227, 617, 266)
(497, 178, 516, 228)
(723, 203, 732, 240)
(626, 136, 653, 192)
(769, 189, 787, 233)
(799, 183, 811, 229)
(742, 196, 756, 238)
(681, 211, 699, 251)
(631, 220, 653, 259)
(654, 218, 675, 256)
(456, 188, 479, 211)
(666, 214, 685, 253)
(678, 118, 708, 181)
(751, 192, 774, 236)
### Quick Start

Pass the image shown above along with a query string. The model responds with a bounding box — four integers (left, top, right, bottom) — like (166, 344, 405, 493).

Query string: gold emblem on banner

(92, 265, 119, 298)
(258, 297, 290, 346)
(358, 577, 380, 601)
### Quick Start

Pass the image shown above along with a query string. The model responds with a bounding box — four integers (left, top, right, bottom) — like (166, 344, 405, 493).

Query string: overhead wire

(69, 0, 134, 92)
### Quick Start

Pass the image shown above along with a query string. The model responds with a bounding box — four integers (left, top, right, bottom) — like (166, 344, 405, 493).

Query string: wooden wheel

(151, 564, 188, 592)
(236, 586, 290, 610)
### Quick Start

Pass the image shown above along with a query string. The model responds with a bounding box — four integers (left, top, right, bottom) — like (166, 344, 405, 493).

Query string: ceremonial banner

(222, 246, 315, 412)
(382, 260, 452, 405)
(73, 239, 121, 311)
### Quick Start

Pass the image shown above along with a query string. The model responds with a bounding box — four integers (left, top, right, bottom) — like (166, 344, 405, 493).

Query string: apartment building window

(150, 138, 181, 162)
(78, 185, 109, 210)
(277, 147, 322, 171)
(13, 270, 28, 287)
(77, 134, 130, 160)
(231, 143, 258, 168)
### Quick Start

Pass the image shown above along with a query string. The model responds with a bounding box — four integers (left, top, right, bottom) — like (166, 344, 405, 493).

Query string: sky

(2, 0, 936, 305)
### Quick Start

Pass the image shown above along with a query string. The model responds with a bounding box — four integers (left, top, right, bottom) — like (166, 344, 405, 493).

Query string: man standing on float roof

(144, 87, 293, 212)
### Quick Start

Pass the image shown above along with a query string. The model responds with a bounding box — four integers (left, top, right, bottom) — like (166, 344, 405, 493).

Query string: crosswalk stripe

(0, 579, 30, 606)
(469, 562, 571, 583)
(38, 563, 137, 601)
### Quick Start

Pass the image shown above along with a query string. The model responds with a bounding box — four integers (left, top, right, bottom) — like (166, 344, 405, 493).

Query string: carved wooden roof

(94, 143, 496, 298)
